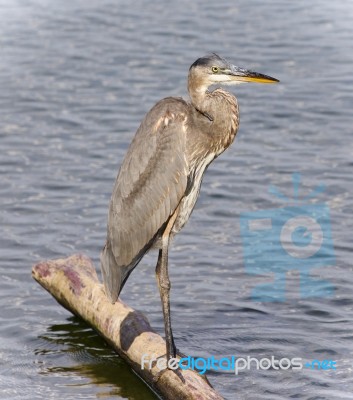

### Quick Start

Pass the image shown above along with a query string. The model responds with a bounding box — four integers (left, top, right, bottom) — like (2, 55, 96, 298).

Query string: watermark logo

(141, 354, 337, 375)
(240, 173, 335, 301)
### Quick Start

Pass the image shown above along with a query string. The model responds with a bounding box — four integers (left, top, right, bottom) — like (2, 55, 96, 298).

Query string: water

(1, 0, 353, 398)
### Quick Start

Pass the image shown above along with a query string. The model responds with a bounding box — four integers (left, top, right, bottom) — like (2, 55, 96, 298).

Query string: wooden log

(32, 254, 224, 400)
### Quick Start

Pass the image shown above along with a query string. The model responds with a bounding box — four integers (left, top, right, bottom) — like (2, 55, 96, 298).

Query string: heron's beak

(229, 65, 279, 84)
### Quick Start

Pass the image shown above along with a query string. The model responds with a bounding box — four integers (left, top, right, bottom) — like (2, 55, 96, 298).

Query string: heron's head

(188, 53, 279, 92)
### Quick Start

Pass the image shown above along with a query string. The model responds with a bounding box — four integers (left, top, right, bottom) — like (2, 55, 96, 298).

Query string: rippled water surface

(1, 0, 353, 399)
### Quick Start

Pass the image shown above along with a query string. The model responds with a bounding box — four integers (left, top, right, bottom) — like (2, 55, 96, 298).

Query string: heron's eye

(211, 66, 219, 73)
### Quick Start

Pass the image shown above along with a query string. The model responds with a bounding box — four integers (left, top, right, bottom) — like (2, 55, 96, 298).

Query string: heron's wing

(102, 97, 189, 300)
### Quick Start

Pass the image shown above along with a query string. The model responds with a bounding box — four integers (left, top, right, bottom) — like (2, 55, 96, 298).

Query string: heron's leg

(156, 242, 176, 360)
(155, 208, 180, 361)
(153, 210, 186, 383)
(154, 241, 185, 384)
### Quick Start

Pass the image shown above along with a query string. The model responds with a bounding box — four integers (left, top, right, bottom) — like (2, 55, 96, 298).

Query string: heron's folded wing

(108, 98, 189, 268)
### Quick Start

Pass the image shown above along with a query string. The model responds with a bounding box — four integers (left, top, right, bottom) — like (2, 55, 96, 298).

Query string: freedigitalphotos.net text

(141, 354, 336, 375)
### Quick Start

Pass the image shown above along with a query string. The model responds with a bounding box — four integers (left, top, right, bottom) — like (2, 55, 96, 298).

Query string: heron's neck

(187, 79, 239, 154)
(188, 80, 234, 123)
(188, 79, 211, 118)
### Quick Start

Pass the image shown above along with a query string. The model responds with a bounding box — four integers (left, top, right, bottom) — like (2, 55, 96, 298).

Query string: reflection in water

(36, 317, 157, 399)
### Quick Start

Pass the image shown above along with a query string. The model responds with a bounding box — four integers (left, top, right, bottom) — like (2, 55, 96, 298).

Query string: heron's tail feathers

(100, 241, 122, 304)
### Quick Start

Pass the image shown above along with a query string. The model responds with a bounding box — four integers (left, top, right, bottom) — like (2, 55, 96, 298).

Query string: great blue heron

(101, 53, 278, 376)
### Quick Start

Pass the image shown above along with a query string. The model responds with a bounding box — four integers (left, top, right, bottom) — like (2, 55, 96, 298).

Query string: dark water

(1, 0, 353, 399)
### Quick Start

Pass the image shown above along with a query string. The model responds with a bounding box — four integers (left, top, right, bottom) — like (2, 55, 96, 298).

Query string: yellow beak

(230, 65, 279, 84)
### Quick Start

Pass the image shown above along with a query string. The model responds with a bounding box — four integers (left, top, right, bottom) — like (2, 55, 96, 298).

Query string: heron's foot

(151, 348, 187, 368)
(151, 350, 186, 384)
(175, 349, 188, 359)
(152, 363, 185, 384)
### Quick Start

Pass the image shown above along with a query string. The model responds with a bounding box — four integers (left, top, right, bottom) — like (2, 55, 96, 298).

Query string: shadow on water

(35, 316, 158, 400)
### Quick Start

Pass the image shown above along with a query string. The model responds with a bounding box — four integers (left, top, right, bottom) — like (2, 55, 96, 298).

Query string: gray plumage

(101, 54, 278, 367)
(101, 98, 189, 300)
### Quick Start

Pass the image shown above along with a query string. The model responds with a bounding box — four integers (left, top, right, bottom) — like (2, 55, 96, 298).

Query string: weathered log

(32, 254, 224, 400)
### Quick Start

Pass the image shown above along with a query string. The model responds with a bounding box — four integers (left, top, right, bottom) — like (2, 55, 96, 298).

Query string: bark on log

(32, 254, 224, 400)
